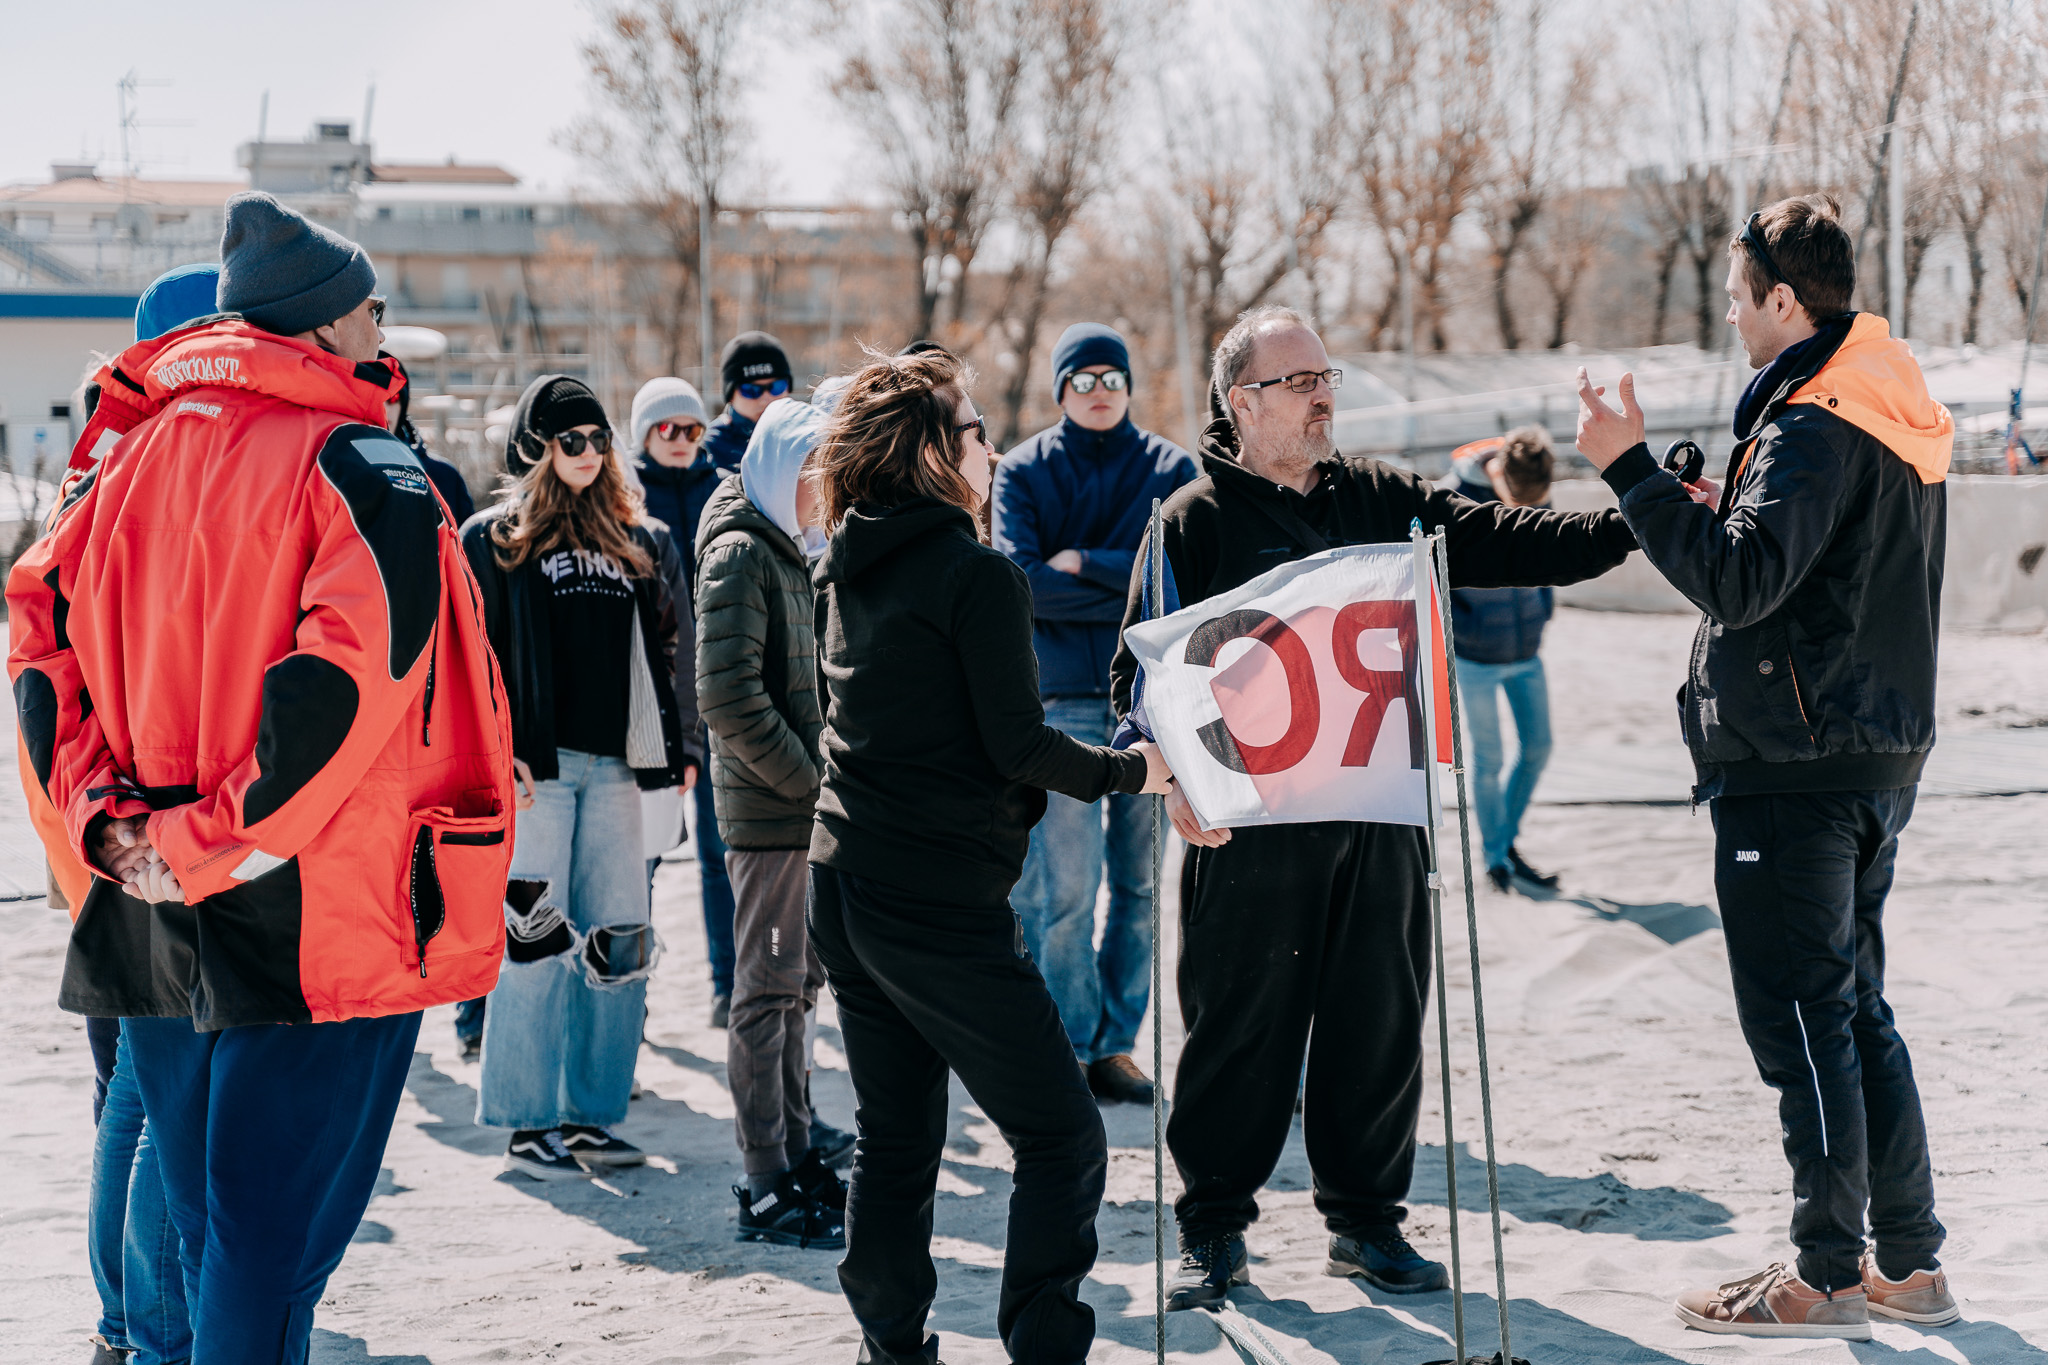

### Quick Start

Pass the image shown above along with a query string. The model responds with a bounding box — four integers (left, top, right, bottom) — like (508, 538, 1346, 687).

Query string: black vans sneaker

(1166, 1233, 1249, 1310)
(735, 1175, 845, 1249)
(504, 1129, 593, 1182)
(790, 1148, 849, 1211)
(558, 1124, 646, 1168)
(1326, 1226, 1449, 1293)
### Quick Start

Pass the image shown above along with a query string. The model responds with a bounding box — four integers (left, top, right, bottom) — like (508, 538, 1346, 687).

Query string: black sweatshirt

(1109, 419, 1640, 717)
(811, 498, 1149, 905)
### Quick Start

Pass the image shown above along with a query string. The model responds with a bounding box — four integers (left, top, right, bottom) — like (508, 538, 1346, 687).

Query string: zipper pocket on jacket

(1786, 654, 1815, 746)
(421, 620, 439, 746)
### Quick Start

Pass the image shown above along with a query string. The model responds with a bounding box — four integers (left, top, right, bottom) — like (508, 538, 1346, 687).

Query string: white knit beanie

(630, 377, 709, 454)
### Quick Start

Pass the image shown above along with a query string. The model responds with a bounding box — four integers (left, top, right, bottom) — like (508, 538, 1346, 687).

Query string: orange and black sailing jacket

(1600, 312, 1954, 799)
(8, 319, 516, 1028)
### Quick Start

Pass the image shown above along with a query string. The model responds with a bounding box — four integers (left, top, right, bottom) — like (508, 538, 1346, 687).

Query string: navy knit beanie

(1051, 322, 1130, 402)
(135, 263, 222, 342)
(719, 331, 791, 401)
(216, 192, 377, 337)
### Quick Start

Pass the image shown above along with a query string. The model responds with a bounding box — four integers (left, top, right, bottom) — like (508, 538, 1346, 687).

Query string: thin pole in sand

(1411, 526, 1468, 1365)
(1430, 531, 1519, 1365)
(1149, 498, 1167, 1365)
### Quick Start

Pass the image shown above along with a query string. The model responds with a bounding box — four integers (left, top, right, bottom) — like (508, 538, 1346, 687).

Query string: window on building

(441, 263, 472, 309)
(92, 215, 116, 239)
(49, 403, 70, 419)
(462, 206, 481, 222)
(18, 215, 52, 237)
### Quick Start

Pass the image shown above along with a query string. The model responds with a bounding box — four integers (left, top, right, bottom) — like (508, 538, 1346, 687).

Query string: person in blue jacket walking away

(1442, 429, 1563, 894)
(992, 323, 1197, 1104)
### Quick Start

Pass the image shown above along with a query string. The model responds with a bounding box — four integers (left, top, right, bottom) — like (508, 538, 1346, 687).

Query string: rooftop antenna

(115, 69, 173, 183)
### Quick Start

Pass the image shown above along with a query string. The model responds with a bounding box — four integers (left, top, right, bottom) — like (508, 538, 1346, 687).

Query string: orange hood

(1786, 313, 1952, 484)
(66, 319, 403, 474)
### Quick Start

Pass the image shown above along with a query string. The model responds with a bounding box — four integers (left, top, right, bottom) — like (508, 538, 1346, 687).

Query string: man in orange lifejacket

(1577, 193, 1957, 1341)
(8, 192, 514, 1359)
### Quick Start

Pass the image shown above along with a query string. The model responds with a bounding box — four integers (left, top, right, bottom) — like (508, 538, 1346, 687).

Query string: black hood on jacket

(814, 498, 977, 586)
(504, 373, 606, 475)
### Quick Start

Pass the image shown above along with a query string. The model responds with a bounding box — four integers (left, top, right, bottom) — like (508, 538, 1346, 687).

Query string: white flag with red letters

(1121, 543, 1450, 830)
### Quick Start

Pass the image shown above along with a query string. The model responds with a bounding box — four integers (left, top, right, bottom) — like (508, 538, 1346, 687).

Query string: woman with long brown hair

(462, 375, 698, 1181)
(806, 349, 1172, 1364)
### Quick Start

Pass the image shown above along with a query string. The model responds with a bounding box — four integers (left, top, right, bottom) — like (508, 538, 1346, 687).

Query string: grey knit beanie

(217, 192, 377, 337)
(630, 377, 709, 453)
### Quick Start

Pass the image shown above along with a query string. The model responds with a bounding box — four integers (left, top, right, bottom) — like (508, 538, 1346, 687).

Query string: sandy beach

(4, 605, 2045, 1363)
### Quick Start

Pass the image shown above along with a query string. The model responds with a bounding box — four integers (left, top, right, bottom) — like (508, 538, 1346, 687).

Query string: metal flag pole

(1149, 498, 1168, 1365)
(1409, 526, 1467, 1365)
(1432, 532, 1520, 1365)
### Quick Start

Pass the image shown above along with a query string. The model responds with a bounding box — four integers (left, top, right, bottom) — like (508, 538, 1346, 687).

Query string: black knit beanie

(719, 331, 792, 400)
(506, 374, 609, 473)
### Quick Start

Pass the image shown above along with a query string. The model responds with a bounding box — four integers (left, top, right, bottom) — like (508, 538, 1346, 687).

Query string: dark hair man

(1575, 193, 1957, 1341)
(1440, 427, 1562, 892)
(992, 323, 1197, 1106)
(1110, 306, 1637, 1310)
(7, 192, 514, 1356)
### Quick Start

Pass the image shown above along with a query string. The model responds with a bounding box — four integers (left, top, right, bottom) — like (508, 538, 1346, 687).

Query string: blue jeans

(125, 1011, 420, 1363)
(1459, 656, 1553, 871)
(1010, 697, 1154, 1063)
(694, 761, 736, 998)
(478, 750, 653, 1130)
(89, 1021, 190, 1363)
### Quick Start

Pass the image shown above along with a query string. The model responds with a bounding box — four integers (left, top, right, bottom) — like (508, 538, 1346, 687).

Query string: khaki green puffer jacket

(693, 474, 823, 849)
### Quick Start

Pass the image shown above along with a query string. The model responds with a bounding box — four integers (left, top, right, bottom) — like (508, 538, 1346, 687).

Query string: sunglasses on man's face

(367, 295, 387, 327)
(654, 420, 705, 444)
(1067, 370, 1128, 395)
(553, 428, 613, 457)
(954, 415, 989, 449)
(736, 378, 792, 400)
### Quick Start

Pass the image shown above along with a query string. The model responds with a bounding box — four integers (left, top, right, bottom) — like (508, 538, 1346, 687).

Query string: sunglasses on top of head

(552, 428, 613, 457)
(654, 419, 705, 443)
(736, 378, 792, 400)
(1066, 370, 1128, 395)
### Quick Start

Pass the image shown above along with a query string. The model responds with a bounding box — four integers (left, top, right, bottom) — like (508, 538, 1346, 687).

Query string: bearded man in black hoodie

(1108, 307, 1639, 1308)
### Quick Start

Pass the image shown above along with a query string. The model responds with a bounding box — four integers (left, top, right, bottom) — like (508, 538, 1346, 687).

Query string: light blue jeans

(1010, 697, 1154, 1063)
(89, 1021, 190, 1364)
(1459, 656, 1553, 872)
(477, 750, 654, 1130)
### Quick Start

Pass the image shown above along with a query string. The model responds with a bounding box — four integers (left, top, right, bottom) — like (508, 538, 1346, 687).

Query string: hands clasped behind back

(93, 814, 185, 903)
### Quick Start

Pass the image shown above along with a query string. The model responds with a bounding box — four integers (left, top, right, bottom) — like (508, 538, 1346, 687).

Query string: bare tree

(987, 0, 1126, 445)
(1472, 0, 1557, 350)
(1156, 55, 1342, 360)
(1632, 0, 1736, 350)
(1326, 0, 1498, 352)
(833, 0, 1033, 342)
(570, 0, 747, 378)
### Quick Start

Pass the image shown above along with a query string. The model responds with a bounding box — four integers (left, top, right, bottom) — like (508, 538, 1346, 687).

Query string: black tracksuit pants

(809, 865, 1108, 1365)
(1711, 787, 1944, 1292)
(1169, 820, 1432, 1244)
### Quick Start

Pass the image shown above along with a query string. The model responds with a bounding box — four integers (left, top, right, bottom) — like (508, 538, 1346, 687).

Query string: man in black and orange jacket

(7, 193, 514, 1358)
(1577, 194, 1957, 1340)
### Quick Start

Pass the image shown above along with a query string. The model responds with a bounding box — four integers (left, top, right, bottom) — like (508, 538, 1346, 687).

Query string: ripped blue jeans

(477, 750, 658, 1131)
